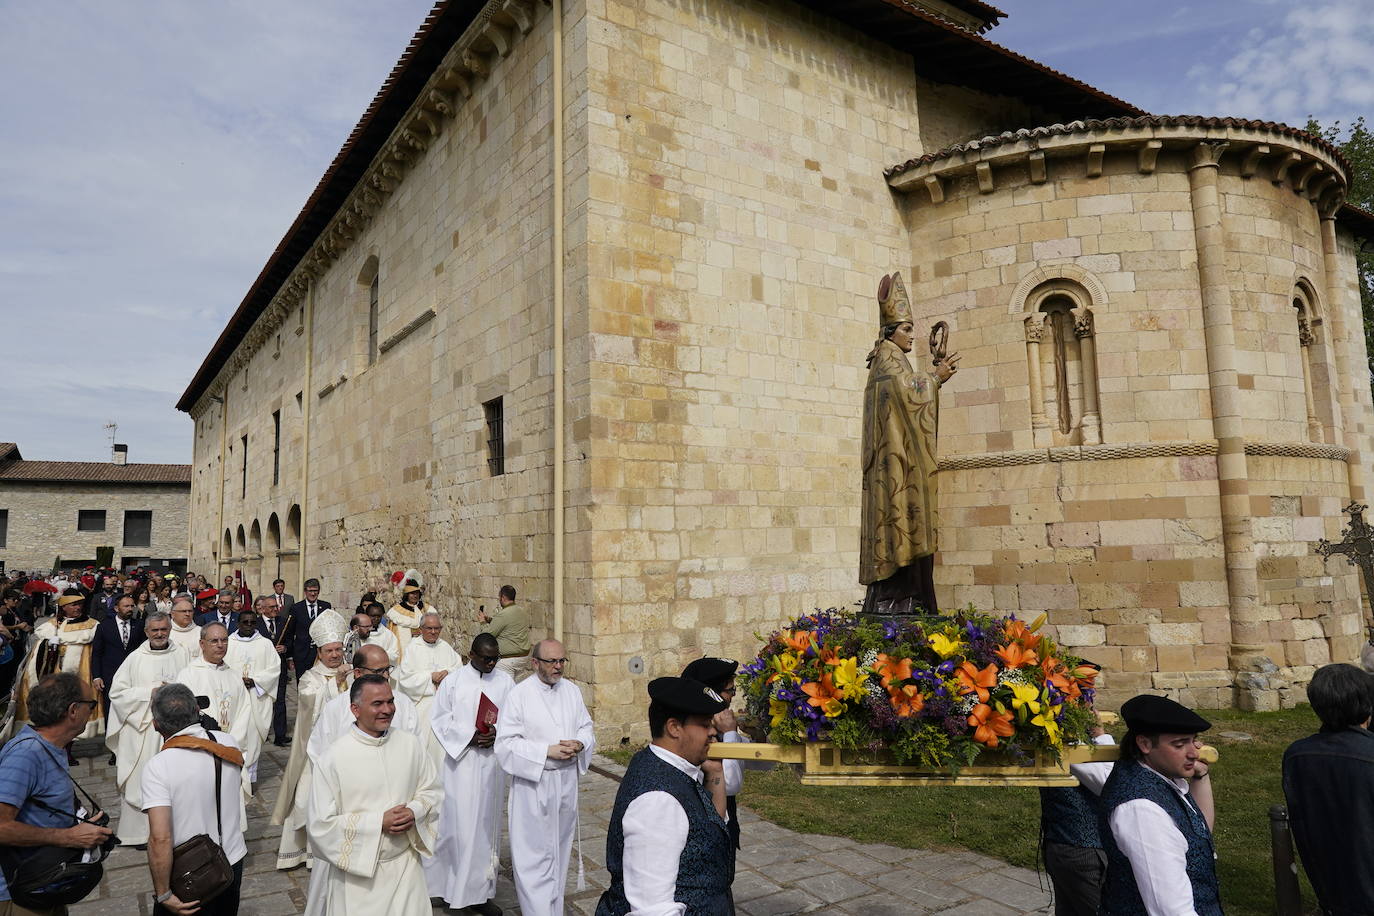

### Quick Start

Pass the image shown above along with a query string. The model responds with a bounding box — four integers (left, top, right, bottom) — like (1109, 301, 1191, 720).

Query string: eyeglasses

(534, 656, 568, 666)
(358, 665, 392, 676)
(70, 699, 99, 710)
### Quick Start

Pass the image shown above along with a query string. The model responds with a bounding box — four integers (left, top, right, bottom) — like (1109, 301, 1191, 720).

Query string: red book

(476, 693, 499, 734)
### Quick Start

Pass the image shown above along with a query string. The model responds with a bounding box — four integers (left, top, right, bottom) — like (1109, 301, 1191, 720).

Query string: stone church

(179, 0, 1374, 737)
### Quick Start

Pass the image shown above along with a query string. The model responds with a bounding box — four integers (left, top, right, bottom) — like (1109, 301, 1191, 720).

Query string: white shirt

(619, 745, 729, 916)
(140, 724, 248, 864)
(1075, 760, 1204, 916)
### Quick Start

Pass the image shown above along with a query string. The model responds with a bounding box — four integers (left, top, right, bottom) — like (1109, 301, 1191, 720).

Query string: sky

(1, 0, 1370, 465)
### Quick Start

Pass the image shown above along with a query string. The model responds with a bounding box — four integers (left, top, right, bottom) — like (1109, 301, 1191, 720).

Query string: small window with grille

(483, 397, 505, 477)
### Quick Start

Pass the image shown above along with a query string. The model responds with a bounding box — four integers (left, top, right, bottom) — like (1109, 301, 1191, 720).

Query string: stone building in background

(0, 443, 190, 574)
(178, 0, 1374, 737)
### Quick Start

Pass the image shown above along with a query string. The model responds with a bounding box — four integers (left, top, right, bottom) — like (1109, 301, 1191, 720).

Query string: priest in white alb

(396, 611, 460, 765)
(273, 612, 349, 871)
(104, 612, 189, 845)
(496, 638, 596, 916)
(167, 595, 201, 658)
(300, 643, 422, 915)
(351, 612, 399, 665)
(174, 622, 257, 800)
(225, 607, 280, 784)
(427, 633, 513, 913)
(306, 674, 442, 916)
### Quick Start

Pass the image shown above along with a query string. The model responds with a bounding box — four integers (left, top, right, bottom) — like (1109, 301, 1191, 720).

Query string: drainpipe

(300, 279, 316, 593)
(552, 0, 566, 643)
(216, 389, 228, 579)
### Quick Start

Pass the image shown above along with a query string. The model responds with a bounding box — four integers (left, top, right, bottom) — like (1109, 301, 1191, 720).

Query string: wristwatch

(155, 890, 174, 904)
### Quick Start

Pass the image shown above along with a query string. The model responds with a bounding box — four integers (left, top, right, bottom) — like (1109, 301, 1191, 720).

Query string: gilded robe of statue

(859, 336, 941, 587)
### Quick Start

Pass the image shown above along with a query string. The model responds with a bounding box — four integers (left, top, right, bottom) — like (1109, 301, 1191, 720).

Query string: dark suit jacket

(265, 593, 295, 614)
(256, 615, 293, 663)
(194, 611, 239, 631)
(288, 599, 331, 671)
(91, 615, 146, 685)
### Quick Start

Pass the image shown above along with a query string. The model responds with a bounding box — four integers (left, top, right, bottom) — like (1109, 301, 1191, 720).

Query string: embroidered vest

(597, 748, 735, 916)
(1040, 785, 1102, 848)
(1099, 762, 1222, 915)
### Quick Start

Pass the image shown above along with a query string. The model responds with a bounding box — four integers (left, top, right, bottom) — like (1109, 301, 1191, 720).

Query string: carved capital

(1189, 141, 1229, 171)
(1298, 317, 1314, 347)
(1073, 308, 1094, 339)
(1024, 316, 1044, 343)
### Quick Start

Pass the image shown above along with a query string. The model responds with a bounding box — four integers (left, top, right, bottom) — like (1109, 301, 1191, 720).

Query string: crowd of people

(0, 567, 753, 916)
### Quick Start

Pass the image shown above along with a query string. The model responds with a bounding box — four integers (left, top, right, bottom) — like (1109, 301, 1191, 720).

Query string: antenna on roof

(103, 421, 117, 447)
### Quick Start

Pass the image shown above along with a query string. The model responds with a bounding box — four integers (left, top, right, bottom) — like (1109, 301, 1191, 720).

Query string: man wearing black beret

(596, 677, 735, 915)
(1091, 694, 1220, 915)
(682, 657, 747, 850)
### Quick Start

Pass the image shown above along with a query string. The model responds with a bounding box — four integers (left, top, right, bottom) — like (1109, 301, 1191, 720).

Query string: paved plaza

(61, 710, 1054, 916)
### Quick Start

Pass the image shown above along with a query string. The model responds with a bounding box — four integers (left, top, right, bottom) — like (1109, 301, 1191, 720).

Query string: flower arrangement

(738, 608, 1101, 771)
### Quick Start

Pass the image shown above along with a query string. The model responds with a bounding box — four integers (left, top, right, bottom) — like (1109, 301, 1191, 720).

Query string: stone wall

(0, 483, 189, 572)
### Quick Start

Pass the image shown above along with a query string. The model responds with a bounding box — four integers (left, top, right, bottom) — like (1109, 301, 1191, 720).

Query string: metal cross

(1316, 501, 1374, 642)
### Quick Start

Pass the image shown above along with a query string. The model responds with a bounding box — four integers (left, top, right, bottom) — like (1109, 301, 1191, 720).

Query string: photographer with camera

(0, 671, 115, 914)
(142, 683, 245, 916)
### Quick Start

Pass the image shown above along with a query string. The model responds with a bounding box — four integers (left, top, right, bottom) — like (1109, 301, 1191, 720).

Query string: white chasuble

(306, 726, 441, 916)
(495, 677, 596, 916)
(104, 642, 189, 844)
(174, 657, 257, 800)
(300, 680, 421, 912)
(168, 623, 201, 658)
(396, 637, 461, 766)
(425, 664, 514, 907)
(362, 627, 399, 665)
(226, 631, 281, 754)
(272, 662, 347, 870)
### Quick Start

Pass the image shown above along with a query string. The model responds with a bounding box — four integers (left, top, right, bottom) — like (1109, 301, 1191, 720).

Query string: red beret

(196, 589, 219, 600)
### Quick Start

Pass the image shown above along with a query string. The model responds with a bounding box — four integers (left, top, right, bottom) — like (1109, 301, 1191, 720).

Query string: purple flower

(936, 659, 956, 676)
(943, 714, 966, 736)
(882, 619, 901, 641)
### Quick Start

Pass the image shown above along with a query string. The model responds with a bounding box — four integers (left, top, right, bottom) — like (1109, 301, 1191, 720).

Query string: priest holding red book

(425, 632, 514, 914)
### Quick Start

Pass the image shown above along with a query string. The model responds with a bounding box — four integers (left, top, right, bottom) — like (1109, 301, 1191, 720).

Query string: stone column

(1297, 318, 1323, 443)
(1186, 141, 1273, 708)
(1073, 309, 1102, 446)
(1319, 213, 1367, 501)
(1025, 316, 1050, 447)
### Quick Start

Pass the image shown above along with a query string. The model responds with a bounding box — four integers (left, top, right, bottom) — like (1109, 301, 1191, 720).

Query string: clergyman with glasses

(495, 639, 595, 916)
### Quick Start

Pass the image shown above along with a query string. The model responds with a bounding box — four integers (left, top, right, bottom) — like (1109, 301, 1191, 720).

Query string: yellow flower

(1033, 705, 1062, 745)
(767, 652, 800, 684)
(769, 696, 790, 727)
(830, 656, 862, 698)
(1010, 682, 1042, 720)
(928, 633, 961, 659)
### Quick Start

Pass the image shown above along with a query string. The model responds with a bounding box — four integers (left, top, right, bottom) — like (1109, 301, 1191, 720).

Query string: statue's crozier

(860, 271, 943, 616)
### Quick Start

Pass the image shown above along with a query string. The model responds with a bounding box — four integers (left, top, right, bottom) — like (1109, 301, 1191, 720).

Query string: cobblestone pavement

(64, 723, 1053, 915)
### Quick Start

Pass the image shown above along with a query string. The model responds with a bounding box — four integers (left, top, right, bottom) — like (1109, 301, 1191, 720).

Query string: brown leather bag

(168, 735, 235, 903)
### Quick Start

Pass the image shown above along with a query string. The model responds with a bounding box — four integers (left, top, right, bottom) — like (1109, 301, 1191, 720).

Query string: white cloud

(1188, 0, 1374, 126)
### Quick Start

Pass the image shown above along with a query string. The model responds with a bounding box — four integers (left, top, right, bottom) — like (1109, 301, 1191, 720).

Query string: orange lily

(781, 630, 812, 654)
(800, 672, 845, 718)
(1041, 657, 1080, 701)
(956, 661, 998, 703)
(874, 654, 914, 690)
(1072, 663, 1100, 690)
(1003, 618, 1043, 652)
(968, 703, 1016, 747)
(888, 683, 924, 718)
(995, 642, 1039, 669)
(818, 645, 840, 666)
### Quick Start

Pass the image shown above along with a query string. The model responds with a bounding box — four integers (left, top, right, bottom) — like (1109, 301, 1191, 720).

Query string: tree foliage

(1306, 117, 1374, 371)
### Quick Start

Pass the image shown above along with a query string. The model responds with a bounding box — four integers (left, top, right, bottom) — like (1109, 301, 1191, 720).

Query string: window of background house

(123, 510, 152, 548)
(484, 397, 505, 477)
(368, 274, 380, 365)
(0, 509, 7, 549)
(241, 435, 248, 498)
(77, 509, 106, 532)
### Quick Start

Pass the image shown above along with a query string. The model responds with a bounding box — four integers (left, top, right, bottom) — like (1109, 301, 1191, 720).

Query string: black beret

(649, 677, 729, 716)
(1120, 694, 1211, 734)
(680, 656, 738, 687)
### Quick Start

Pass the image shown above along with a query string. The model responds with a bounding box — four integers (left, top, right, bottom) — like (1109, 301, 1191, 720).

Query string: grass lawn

(610, 707, 1321, 915)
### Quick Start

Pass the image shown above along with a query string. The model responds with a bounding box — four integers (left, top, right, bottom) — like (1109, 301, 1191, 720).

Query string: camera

(195, 695, 221, 732)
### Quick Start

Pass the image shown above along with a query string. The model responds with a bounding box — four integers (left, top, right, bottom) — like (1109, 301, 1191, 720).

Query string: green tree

(1306, 116, 1374, 371)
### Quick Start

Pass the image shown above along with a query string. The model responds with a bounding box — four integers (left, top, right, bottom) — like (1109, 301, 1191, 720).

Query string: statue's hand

(935, 351, 961, 384)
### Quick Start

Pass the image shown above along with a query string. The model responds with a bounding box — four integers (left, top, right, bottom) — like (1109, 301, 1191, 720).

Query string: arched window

(222, 529, 233, 559)
(286, 505, 302, 550)
(266, 513, 281, 553)
(249, 520, 262, 556)
(235, 525, 247, 558)
(1292, 279, 1333, 443)
(1023, 280, 1102, 446)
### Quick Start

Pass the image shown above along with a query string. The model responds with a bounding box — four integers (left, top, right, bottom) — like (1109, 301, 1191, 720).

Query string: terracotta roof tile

(0, 443, 19, 462)
(885, 115, 1351, 178)
(0, 460, 191, 485)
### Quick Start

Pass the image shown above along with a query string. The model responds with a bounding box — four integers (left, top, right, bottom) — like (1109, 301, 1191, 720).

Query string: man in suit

(195, 589, 239, 631)
(287, 578, 331, 681)
(90, 594, 148, 741)
(254, 594, 294, 745)
(267, 578, 294, 615)
(91, 573, 121, 621)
